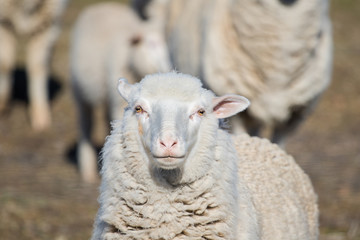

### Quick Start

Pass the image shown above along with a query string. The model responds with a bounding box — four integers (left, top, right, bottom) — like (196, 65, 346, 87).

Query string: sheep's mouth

(153, 156, 185, 169)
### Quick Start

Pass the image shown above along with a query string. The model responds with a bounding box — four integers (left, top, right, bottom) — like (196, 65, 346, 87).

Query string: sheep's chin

(153, 157, 185, 170)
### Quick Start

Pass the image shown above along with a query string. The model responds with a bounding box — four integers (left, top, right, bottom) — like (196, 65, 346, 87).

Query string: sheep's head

(129, 29, 172, 78)
(118, 72, 249, 181)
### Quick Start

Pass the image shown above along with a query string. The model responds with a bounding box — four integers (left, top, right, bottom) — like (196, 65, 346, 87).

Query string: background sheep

(132, 0, 333, 147)
(70, 2, 171, 183)
(93, 72, 318, 239)
(0, 0, 68, 130)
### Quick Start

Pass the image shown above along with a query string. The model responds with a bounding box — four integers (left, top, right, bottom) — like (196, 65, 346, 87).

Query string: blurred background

(0, 0, 359, 239)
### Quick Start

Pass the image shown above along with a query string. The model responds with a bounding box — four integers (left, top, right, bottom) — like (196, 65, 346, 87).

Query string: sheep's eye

(135, 106, 143, 113)
(197, 109, 205, 116)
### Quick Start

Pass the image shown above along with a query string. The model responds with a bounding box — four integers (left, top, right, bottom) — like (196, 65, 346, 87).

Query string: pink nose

(159, 139, 178, 149)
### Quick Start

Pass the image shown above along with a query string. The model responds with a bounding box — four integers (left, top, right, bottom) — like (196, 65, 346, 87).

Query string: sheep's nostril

(160, 140, 178, 149)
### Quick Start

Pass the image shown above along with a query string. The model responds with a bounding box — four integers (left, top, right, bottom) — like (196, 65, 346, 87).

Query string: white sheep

(133, 0, 333, 147)
(0, 0, 68, 130)
(92, 72, 318, 239)
(70, 2, 171, 183)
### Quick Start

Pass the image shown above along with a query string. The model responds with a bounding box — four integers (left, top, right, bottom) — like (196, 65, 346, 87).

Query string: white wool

(137, 71, 212, 101)
(92, 72, 318, 239)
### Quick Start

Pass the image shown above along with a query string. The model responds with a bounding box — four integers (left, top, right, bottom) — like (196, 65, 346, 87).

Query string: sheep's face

(131, 97, 209, 170)
(118, 73, 249, 171)
(129, 31, 172, 77)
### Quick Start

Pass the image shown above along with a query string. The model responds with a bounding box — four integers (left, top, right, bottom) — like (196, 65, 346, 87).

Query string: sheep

(92, 71, 318, 239)
(132, 0, 333, 147)
(70, 2, 171, 183)
(0, 0, 68, 130)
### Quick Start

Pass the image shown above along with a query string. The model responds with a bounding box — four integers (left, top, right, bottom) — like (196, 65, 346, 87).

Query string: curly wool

(92, 120, 317, 239)
(92, 115, 258, 239)
(92, 72, 317, 239)
(233, 135, 319, 239)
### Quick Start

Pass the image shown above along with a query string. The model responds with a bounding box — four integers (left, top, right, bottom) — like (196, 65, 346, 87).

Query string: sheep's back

(233, 134, 318, 239)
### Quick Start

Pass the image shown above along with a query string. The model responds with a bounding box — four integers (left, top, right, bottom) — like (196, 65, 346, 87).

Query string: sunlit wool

(92, 72, 318, 240)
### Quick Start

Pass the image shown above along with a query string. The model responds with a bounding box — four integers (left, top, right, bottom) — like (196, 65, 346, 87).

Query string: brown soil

(0, 0, 359, 239)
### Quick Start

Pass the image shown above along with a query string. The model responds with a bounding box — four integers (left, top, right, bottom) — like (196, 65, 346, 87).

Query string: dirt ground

(0, 0, 359, 239)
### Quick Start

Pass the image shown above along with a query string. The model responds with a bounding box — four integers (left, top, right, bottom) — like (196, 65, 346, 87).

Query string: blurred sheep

(133, 0, 333, 147)
(70, 2, 171, 183)
(0, 0, 68, 130)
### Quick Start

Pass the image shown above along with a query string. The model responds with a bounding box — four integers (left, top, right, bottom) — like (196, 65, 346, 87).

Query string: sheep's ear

(117, 78, 134, 102)
(212, 94, 250, 119)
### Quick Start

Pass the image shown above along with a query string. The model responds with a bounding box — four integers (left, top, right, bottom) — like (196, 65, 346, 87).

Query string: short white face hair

(118, 72, 250, 170)
(129, 29, 172, 77)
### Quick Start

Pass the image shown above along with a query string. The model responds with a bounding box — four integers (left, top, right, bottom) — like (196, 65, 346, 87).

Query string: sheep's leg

(271, 97, 320, 148)
(25, 27, 58, 131)
(229, 115, 247, 134)
(75, 95, 99, 183)
(272, 121, 300, 148)
(231, 112, 263, 136)
(0, 26, 16, 113)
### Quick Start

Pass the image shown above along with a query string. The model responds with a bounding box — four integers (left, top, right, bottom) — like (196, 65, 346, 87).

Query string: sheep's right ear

(117, 78, 133, 103)
(212, 94, 250, 119)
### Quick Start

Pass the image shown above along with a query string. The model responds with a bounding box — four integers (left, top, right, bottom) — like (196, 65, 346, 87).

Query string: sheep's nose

(159, 138, 178, 149)
(153, 134, 184, 158)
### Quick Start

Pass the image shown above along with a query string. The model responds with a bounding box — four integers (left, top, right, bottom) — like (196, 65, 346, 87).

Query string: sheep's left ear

(117, 78, 134, 103)
(212, 94, 250, 119)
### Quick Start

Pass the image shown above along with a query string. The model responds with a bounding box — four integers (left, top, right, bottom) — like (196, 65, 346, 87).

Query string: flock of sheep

(0, 0, 332, 239)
